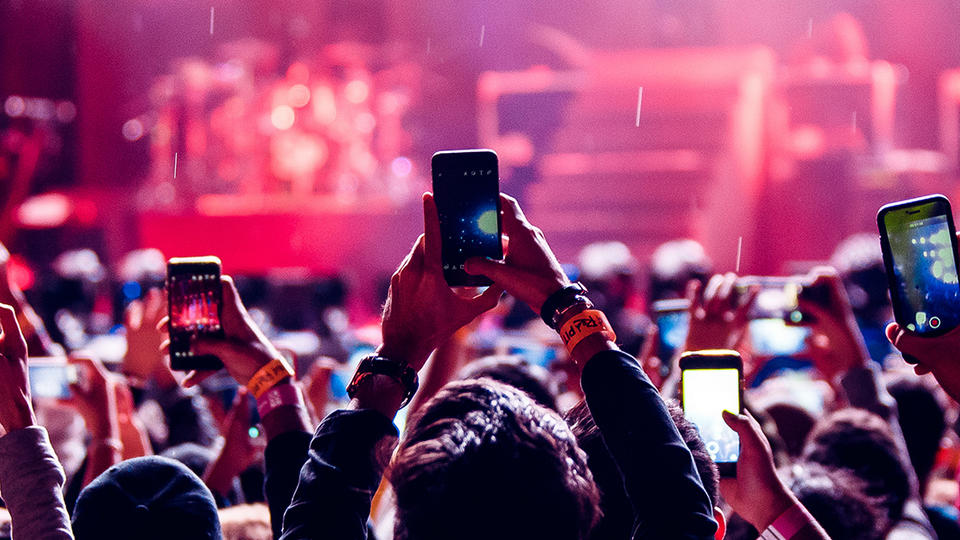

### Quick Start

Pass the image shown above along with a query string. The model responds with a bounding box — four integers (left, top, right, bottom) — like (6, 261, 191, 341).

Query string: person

(0, 303, 74, 539)
(565, 400, 726, 539)
(278, 193, 720, 539)
(71, 455, 222, 539)
(455, 354, 559, 411)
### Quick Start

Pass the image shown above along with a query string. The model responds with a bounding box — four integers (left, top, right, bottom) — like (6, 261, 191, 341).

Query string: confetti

(210, 7, 215, 35)
(635, 87, 643, 127)
(736, 236, 743, 273)
(173, 152, 178, 179)
(479, 25, 485, 47)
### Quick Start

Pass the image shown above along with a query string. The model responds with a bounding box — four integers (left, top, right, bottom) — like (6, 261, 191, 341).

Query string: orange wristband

(558, 309, 616, 353)
(247, 358, 295, 399)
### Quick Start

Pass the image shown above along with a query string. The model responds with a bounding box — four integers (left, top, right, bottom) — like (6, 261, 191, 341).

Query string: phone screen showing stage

(432, 150, 502, 287)
(885, 212, 960, 334)
(168, 263, 223, 370)
(682, 368, 740, 465)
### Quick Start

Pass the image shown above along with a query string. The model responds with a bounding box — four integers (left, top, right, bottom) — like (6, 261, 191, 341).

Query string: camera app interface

(432, 152, 501, 285)
(887, 213, 960, 334)
(683, 368, 740, 464)
(169, 271, 222, 361)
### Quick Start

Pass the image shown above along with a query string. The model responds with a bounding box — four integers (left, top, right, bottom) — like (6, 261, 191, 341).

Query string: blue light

(122, 281, 142, 300)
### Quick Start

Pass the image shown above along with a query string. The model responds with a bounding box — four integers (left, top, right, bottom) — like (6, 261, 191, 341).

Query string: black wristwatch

(346, 355, 420, 409)
(540, 282, 592, 329)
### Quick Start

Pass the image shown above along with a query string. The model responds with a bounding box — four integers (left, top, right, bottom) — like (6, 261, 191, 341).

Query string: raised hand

(122, 288, 167, 386)
(378, 193, 502, 370)
(684, 273, 757, 352)
(161, 275, 285, 388)
(463, 193, 569, 313)
(792, 268, 870, 382)
(0, 304, 34, 433)
(886, 322, 960, 402)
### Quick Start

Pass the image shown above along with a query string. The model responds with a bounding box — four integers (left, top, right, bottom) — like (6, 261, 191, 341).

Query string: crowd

(0, 192, 957, 540)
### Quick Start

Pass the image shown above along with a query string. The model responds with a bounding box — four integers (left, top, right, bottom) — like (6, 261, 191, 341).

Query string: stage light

(477, 209, 498, 235)
(391, 157, 412, 177)
(122, 119, 145, 141)
(4, 96, 25, 117)
(55, 101, 76, 123)
(17, 193, 72, 228)
(271, 105, 295, 130)
(288, 84, 311, 108)
(355, 112, 376, 134)
(344, 80, 369, 104)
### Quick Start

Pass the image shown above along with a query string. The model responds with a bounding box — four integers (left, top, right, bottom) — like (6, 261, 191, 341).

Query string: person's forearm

(0, 427, 74, 539)
(407, 336, 466, 415)
(580, 350, 717, 539)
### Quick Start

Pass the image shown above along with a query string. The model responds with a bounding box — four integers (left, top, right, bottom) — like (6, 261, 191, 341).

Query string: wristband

(558, 309, 616, 353)
(256, 382, 304, 418)
(760, 503, 809, 539)
(247, 358, 295, 399)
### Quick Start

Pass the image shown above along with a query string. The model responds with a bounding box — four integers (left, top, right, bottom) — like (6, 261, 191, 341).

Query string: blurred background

(3, 0, 960, 317)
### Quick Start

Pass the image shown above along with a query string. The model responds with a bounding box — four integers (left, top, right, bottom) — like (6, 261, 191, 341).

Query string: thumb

(464, 256, 508, 280)
(722, 409, 749, 434)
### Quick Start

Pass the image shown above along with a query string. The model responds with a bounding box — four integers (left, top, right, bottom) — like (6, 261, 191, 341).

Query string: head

(565, 399, 725, 540)
(786, 462, 889, 540)
(457, 355, 559, 411)
(802, 408, 914, 524)
(762, 402, 816, 458)
(887, 376, 946, 491)
(648, 239, 712, 302)
(390, 379, 599, 540)
(72, 456, 221, 540)
(829, 233, 889, 323)
(577, 241, 637, 315)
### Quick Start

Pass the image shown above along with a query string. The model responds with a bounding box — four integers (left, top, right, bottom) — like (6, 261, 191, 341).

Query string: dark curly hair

(390, 379, 600, 540)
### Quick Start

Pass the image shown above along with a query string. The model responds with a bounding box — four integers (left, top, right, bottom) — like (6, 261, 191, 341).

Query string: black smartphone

(431, 149, 503, 287)
(679, 350, 744, 477)
(28, 358, 77, 399)
(651, 299, 690, 373)
(878, 194, 960, 336)
(167, 256, 225, 371)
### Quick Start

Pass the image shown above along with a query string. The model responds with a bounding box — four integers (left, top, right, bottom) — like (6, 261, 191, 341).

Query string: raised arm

(280, 193, 501, 539)
(466, 194, 717, 539)
(0, 304, 73, 539)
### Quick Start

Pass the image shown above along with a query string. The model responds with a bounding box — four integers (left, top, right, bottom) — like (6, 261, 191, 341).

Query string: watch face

(346, 356, 419, 408)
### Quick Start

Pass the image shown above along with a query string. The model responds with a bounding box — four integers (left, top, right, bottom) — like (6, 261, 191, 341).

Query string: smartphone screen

(652, 299, 690, 368)
(29, 362, 77, 399)
(431, 149, 503, 287)
(682, 367, 741, 468)
(880, 195, 960, 335)
(749, 318, 810, 357)
(168, 257, 224, 370)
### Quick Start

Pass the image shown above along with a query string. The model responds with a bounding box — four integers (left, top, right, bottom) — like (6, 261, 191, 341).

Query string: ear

(713, 507, 726, 540)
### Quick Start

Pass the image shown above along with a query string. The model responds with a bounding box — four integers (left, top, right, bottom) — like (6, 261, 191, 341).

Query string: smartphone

(29, 358, 78, 400)
(167, 256, 225, 371)
(680, 350, 743, 477)
(431, 149, 503, 287)
(748, 318, 810, 357)
(651, 299, 690, 372)
(878, 194, 960, 335)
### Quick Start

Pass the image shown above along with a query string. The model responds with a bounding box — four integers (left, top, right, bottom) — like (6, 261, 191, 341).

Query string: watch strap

(347, 355, 420, 409)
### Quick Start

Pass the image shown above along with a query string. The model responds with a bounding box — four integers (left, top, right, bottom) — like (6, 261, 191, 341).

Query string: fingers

(157, 316, 169, 333)
(499, 193, 529, 236)
(473, 284, 504, 312)
(685, 279, 703, 313)
(144, 287, 166, 323)
(639, 324, 659, 365)
(220, 275, 251, 327)
(702, 274, 724, 315)
(0, 303, 26, 358)
(124, 299, 144, 329)
(423, 193, 442, 266)
(885, 321, 932, 358)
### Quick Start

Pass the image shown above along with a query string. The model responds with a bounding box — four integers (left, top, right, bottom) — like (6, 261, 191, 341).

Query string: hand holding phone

(431, 149, 503, 287)
(680, 350, 743, 477)
(651, 299, 690, 371)
(878, 194, 960, 335)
